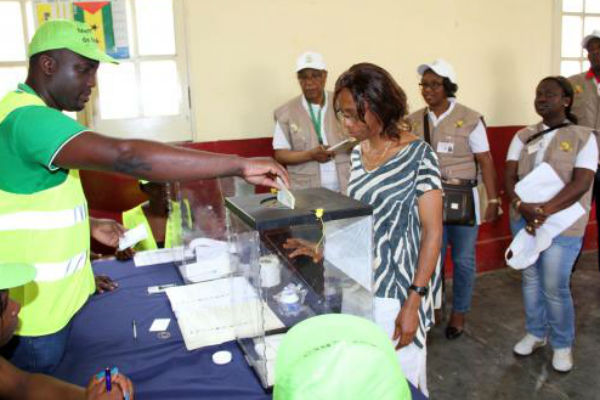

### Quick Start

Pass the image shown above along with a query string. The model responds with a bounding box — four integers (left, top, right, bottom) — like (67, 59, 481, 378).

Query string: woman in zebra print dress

(334, 63, 443, 394)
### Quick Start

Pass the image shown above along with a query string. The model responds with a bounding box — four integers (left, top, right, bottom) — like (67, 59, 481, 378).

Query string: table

(53, 259, 427, 399)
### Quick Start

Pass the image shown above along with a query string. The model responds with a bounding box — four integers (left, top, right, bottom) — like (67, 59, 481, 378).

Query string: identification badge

(437, 141, 454, 153)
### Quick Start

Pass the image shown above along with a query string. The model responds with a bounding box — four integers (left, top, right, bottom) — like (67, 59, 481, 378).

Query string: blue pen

(104, 367, 112, 392)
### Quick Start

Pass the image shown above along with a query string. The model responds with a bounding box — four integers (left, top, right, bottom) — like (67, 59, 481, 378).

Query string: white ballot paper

(118, 224, 148, 251)
(134, 248, 185, 267)
(328, 138, 357, 153)
(166, 277, 284, 351)
(276, 177, 295, 209)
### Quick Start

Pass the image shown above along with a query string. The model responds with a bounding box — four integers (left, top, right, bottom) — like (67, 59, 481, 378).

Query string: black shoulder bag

(424, 111, 476, 225)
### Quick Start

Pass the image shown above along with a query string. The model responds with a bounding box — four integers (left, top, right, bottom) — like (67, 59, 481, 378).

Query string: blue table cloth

(53, 259, 426, 399)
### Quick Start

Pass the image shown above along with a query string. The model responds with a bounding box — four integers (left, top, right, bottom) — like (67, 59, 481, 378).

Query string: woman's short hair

(539, 76, 578, 125)
(442, 76, 458, 98)
(334, 63, 410, 140)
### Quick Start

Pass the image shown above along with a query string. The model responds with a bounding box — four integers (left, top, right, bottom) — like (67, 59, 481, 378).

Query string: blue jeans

(442, 224, 479, 313)
(511, 218, 582, 349)
(1, 322, 72, 373)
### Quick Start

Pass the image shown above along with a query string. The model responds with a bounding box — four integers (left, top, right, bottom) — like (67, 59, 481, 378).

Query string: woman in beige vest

(407, 59, 500, 340)
(505, 76, 597, 372)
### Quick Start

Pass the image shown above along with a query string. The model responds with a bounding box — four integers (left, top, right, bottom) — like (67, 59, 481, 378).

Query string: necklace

(362, 140, 393, 170)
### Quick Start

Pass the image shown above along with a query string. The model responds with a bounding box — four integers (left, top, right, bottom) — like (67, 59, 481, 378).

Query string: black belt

(442, 178, 477, 187)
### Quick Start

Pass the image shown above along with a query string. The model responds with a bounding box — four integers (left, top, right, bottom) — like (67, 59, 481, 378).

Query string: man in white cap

(272, 51, 350, 192)
(569, 30, 600, 270)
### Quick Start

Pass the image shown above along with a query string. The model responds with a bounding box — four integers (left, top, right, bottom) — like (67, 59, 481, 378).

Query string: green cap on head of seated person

(28, 19, 118, 64)
(273, 313, 411, 400)
(0, 263, 36, 290)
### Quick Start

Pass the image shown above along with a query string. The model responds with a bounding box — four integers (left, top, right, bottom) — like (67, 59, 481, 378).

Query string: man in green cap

(0, 263, 135, 399)
(0, 19, 288, 373)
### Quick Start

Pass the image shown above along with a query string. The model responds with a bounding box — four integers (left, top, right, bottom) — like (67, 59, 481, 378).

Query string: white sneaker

(552, 348, 573, 372)
(513, 333, 547, 356)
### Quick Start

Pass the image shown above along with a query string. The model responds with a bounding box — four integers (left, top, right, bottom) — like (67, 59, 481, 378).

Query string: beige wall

(184, 0, 556, 142)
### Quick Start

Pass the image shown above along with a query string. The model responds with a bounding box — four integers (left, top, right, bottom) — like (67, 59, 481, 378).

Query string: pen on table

(132, 319, 137, 341)
(104, 367, 112, 392)
(157, 283, 176, 290)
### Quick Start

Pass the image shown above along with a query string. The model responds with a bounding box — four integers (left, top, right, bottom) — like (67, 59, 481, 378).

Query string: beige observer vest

(569, 72, 600, 133)
(408, 103, 482, 180)
(273, 92, 350, 192)
(511, 123, 594, 237)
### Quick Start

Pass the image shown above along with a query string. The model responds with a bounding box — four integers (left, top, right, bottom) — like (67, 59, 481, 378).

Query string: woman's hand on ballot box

(283, 238, 324, 263)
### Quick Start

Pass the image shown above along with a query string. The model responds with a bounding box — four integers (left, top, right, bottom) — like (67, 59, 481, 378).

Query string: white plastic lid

(212, 350, 233, 365)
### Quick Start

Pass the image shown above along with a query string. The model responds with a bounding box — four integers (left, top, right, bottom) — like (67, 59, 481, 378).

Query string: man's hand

(115, 248, 135, 261)
(392, 294, 420, 350)
(241, 157, 289, 189)
(86, 369, 134, 400)
(91, 218, 126, 248)
(95, 275, 118, 294)
(309, 145, 334, 163)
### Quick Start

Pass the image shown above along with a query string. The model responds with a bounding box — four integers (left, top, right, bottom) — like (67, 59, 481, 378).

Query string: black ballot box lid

(224, 187, 372, 231)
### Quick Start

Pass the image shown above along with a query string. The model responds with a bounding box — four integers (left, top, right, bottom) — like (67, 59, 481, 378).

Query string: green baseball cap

(273, 314, 411, 400)
(0, 263, 36, 290)
(28, 19, 118, 64)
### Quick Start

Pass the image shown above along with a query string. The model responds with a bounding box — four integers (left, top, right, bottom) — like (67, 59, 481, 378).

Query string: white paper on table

(134, 248, 181, 267)
(149, 318, 171, 332)
(166, 277, 284, 351)
(118, 224, 148, 251)
(506, 162, 586, 269)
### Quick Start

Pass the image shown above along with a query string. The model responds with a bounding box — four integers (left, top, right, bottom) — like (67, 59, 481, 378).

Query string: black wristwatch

(408, 284, 429, 297)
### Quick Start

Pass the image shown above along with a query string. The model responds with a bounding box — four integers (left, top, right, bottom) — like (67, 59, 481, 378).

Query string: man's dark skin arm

(0, 357, 133, 400)
(55, 132, 289, 188)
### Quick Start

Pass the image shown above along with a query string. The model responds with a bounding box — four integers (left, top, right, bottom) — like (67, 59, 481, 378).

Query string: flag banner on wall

(32, 0, 130, 59)
(73, 0, 129, 59)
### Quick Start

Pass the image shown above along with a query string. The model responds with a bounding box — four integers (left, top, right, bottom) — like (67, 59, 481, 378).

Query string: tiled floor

(428, 251, 600, 400)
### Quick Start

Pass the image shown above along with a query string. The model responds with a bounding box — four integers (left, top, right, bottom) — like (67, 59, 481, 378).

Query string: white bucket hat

(417, 58, 457, 84)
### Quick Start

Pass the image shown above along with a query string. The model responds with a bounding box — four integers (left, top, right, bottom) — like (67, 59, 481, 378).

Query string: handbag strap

(423, 110, 431, 145)
(524, 122, 570, 145)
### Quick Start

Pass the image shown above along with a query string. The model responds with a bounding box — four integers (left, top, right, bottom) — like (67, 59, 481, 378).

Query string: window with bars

(560, 0, 600, 76)
(0, 0, 191, 142)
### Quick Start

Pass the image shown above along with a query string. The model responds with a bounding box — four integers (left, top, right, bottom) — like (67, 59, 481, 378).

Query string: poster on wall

(32, 0, 130, 59)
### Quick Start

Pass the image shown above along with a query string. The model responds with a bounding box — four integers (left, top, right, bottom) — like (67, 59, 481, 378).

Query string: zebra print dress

(348, 139, 442, 348)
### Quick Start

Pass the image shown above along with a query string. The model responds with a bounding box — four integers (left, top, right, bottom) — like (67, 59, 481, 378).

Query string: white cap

(582, 30, 600, 48)
(417, 59, 457, 84)
(296, 51, 326, 72)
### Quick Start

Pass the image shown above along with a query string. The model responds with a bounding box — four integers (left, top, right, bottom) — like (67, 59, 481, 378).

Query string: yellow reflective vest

(122, 200, 192, 251)
(0, 91, 95, 336)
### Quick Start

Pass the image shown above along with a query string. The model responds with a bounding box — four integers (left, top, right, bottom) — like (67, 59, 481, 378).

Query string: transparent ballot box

(224, 187, 374, 389)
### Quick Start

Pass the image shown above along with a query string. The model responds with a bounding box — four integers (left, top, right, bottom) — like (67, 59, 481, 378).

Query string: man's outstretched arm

(54, 131, 289, 188)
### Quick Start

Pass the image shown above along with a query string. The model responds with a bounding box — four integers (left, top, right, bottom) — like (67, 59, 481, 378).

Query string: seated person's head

(139, 180, 171, 208)
(0, 264, 36, 348)
(273, 314, 411, 400)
